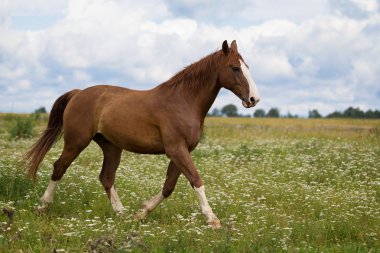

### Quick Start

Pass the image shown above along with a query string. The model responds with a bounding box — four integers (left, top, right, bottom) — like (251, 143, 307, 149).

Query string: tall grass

(0, 116, 379, 252)
(1, 114, 36, 139)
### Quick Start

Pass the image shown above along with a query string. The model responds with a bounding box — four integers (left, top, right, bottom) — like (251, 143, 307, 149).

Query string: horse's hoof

(36, 203, 49, 214)
(133, 209, 148, 221)
(207, 218, 222, 229)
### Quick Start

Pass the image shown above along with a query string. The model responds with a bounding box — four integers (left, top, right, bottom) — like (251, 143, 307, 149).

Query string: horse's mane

(163, 50, 225, 90)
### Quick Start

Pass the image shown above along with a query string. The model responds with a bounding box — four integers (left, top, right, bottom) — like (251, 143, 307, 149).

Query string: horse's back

(63, 85, 128, 123)
(63, 85, 164, 153)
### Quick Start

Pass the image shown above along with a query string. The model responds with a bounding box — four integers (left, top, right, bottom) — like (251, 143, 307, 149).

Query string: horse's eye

(232, 66, 240, 72)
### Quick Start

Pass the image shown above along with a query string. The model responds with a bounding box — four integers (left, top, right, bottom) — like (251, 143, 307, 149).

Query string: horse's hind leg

(37, 137, 91, 212)
(94, 134, 124, 214)
(134, 161, 181, 220)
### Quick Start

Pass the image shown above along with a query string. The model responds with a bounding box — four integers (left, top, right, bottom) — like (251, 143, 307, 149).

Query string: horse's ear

(231, 40, 238, 52)
(222, 40, 230, 55)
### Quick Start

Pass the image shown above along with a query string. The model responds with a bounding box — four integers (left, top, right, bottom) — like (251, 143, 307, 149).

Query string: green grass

(0, 116, 379, 252)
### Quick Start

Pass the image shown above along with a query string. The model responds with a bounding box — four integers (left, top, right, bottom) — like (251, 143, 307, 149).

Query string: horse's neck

(156, 52, 224, 119)
(156, 72, 220, 119)
(176, 71, 220, 119)
(189, 74, 221, 118)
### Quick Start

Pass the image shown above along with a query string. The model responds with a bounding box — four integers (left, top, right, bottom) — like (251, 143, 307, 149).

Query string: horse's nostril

(250, 97, 255, 103)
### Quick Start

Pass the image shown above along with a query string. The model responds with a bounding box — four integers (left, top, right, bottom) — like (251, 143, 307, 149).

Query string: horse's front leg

(165, 144, 221, 229)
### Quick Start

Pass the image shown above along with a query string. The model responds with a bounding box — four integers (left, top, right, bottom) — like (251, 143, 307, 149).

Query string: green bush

(9, 116, 35, 139)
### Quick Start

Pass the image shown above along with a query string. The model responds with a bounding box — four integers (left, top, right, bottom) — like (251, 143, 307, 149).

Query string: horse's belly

(99, 122, 165, 154)
(120, 134, 165, 154)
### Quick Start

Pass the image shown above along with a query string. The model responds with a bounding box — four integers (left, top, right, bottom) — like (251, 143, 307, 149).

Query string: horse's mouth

(242, 100, 255, 108)
(242, 96, 260, 108)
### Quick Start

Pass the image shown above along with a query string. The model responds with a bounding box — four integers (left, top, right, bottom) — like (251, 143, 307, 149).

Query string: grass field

(0, 116, 379, 252)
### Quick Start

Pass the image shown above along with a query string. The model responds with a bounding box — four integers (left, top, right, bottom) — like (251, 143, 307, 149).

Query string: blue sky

(0, 0, 379, 116)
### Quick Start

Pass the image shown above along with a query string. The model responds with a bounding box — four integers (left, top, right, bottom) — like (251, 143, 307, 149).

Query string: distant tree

(372, 110, 380, 118)
(286, 112, 299, 118)
(254, 109, 266, 118)
(266, 108, 280, 118)
(327, 107, 380, 118)
(343, 107, 365, 118)
(34, 107, 47, 114)
(365, 109, 380, 118)
(365, 109, 374, 118)
(209, 108, 222, 117)
(326, 111, 343, 118)
(221, 104, 238, 117)
(308, 109, 322, 118)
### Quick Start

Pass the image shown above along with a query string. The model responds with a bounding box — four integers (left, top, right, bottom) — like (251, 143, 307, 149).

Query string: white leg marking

(143, 190, 165, 211)
(110, 185, 125, 214)
(133, 190, 165, 220)
(37, 180, 58, 213)
(40, 180, 58, 204)
(240, 59, 260, 105)
(194, 186, 221, 228)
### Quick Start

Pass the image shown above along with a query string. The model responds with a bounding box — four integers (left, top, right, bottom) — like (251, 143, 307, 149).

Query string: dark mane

(163, 50, 225, 90)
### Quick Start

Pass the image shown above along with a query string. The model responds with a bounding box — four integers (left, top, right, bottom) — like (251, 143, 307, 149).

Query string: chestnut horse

(25, 40, 260, 229)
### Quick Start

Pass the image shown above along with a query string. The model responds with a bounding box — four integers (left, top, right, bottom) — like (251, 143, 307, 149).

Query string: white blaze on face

(239, 59, 260, 107)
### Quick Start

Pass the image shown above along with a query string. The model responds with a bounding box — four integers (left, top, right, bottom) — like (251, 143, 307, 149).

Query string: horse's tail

(25, 89, 81, 180)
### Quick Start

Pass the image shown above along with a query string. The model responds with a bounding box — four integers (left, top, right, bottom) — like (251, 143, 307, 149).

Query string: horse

(25, 40, 260, 229)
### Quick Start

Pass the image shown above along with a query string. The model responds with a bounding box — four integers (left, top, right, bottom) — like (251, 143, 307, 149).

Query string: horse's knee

(162, 187, 175, 198)
(99, 175, 110, 189)
(99, 172, 114, 191)
(51, 145, 85, 181)
(51, 159, 67, 181)
(189, 176, 203, 189)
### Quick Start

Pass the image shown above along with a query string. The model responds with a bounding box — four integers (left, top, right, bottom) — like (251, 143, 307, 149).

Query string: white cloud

(7, 79, 31, 93)
(253, 49, 296, 81)
(73, 70, 91, 83)
(351, 0, 378, 12)
(1, 0, 67, 16)
(241, 19, 298, 38)
(143, 18, 198, 40)
(169, 0, 330, 25)
(0, 0, 379, 116)
(328, 0, 380, 19)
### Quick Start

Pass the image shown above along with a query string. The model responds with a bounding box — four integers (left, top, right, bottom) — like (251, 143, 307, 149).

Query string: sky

(0, 0, 379, 116)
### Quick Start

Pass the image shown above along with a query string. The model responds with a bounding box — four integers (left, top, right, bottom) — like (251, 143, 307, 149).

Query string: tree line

(208, 104, 380, 119)
(31, 105, 380, 119)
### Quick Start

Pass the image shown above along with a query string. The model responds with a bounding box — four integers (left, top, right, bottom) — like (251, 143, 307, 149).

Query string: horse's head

(218, 40, 260, 108)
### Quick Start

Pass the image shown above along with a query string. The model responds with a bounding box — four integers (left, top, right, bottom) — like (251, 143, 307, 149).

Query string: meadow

(0, 115, 379, 252)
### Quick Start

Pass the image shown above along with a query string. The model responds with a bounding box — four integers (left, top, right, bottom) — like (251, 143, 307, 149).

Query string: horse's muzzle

(242, 97, 260, 108)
